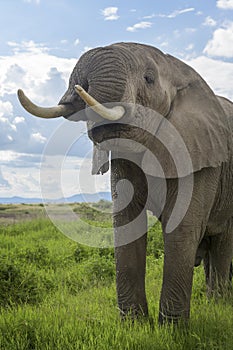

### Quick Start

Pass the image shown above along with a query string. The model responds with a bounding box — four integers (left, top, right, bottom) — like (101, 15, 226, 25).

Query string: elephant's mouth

(88, 122, 133, 145)
(88, 122, 152, 155)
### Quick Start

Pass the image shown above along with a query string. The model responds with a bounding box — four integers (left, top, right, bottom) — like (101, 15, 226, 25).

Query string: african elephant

(17, 42, 233, 324)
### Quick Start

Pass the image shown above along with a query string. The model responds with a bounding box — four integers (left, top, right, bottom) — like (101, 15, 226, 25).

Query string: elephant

(17, 42, 233, 324)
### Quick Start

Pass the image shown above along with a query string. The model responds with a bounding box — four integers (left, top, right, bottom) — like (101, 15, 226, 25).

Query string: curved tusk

(17, 89, 75, 119)
(75, 85, 125, 121)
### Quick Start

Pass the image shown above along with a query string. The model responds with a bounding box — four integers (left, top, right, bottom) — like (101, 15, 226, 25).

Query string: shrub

(82, 256, 115, 285)
(0, 258, 54, 307)
(20, 246, 50, 268)
(73, 245, 91, 263)
(73, 245, 114, 263)
(92, 199, 112, 211)
(147, 222, 164, 258)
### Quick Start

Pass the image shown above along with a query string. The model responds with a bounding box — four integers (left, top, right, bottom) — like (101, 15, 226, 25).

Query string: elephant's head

(18, 43, 230, 177)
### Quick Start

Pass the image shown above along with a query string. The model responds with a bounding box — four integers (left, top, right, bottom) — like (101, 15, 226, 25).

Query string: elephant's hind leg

(159, 167, 221, 324)
(205, 219, 233, 296)
(195, 237, 211, 267)
(230, 261, 233, 282)
(159, 229, 199, 325)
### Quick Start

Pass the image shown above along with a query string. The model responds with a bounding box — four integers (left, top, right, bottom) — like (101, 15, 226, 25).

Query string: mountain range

(0, 192, 111, 204)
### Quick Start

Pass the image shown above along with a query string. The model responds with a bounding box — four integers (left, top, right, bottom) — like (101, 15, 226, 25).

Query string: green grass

(0, 207, 232, 349)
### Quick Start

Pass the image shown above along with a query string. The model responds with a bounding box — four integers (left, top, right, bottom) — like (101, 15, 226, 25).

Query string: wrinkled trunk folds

(86, 47, 127, 105)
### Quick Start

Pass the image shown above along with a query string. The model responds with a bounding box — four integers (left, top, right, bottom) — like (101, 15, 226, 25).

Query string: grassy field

(0, 203, 232, 350)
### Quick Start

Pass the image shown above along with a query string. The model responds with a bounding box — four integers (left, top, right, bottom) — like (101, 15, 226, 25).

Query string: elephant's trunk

(85, 47, 128, 104)
(76, 47, 128, 121)
(17, 46, 129, 121)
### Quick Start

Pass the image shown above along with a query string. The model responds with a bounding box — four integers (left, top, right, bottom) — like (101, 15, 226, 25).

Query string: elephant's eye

(144, 73, 155, 85)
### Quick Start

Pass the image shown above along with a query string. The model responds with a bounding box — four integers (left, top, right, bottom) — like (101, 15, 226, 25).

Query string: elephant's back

(217, 95, 233, 135)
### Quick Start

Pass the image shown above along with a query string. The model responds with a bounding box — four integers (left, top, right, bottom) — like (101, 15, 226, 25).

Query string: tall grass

(0, 213, 232, 349)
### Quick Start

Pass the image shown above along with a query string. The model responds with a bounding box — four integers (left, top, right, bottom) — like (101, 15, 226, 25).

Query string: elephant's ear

(165, 81, 230, 177)
(92, 145, 109, 175)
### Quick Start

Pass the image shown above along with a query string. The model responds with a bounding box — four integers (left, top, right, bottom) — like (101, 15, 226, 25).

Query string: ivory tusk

(75, 85, 125, 121)
(17, 89, 75, 119)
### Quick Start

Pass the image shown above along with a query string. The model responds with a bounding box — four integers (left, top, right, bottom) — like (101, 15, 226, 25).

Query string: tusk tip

(75, 85, 83, 93)
(17, 89, 24, 98)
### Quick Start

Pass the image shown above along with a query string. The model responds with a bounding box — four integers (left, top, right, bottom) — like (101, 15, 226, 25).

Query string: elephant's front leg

(111, 157, 149, 319)
(115, 231, 148, 318)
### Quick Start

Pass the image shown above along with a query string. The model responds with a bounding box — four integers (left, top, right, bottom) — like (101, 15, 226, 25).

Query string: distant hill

(0, 192, 111, 204)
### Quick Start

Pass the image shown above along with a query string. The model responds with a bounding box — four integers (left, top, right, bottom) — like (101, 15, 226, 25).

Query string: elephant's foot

(207, 281, 232, 299)
(158, 308, 190, 326)
(229, 262, 233, 282)
(205, 263, 233, 299)
(119, 303, 148, 321)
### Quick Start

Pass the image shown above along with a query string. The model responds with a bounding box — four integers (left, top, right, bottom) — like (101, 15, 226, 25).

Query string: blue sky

(0, 0, 233, 199)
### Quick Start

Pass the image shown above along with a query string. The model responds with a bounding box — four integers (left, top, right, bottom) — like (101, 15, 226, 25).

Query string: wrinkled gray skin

(39, 43, 233, 323)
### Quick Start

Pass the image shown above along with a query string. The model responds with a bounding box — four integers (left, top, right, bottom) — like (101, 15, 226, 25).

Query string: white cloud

(23, 0, 40, 4)
(185, 27, 197, 33)
(0, 100, 18, 146)
(173, 30, 181, 38)
(185, 44, 194, 51)
(127, 21, 152, 32)
(13, 116, 25, 124)
(203, 22, 233, 57)
(31, 132, 46, 144)
(217, 0, 233, 9)
(143, 8, 195, 20)
(82, 46, 93, 54)
(0, 40, 77, 103)
(101, 7, 119, 20)
(159, 8, 195, 18)
(0, 40, 81, 166)
(0, 162, 41, 198)
(0, 100, 13, 118)
(60, 39, 68, 45)
(0, 101, 50, 188)
(40, 154, 110, 199)
(160, 42, 169, 47)
(143, 14, 156, 19)
(0, 38, 92, 207)
(74, 38, 80, 46)
(203, 16, 217, 27)
(33, 67, 67, 105)
(0, 168, 10, 189)
(186, 55, 233, 100)
(0, 151, 20, 164)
